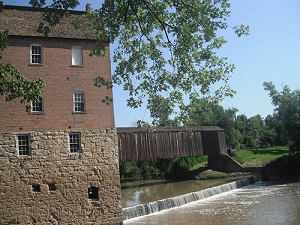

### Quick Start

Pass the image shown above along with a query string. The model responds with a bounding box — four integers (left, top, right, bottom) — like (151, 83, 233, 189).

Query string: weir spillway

(122, 176, 260, 221)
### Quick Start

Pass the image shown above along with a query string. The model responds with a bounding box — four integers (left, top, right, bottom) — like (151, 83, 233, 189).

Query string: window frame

(31, 97, 43, 113)
(73, 91, 85, 113)
(71, 46, 83, 66)
(69, 132, 81, 154)
(30, 44, 42, 65)
(17, 134, 31, 156)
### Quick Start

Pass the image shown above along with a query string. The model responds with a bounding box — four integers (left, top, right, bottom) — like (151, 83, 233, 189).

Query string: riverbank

(120, 147, 295, 189)
(261, 153, 300, 181)
(193, 150, 300, 182)
(192, 146, 291, 181)
(121, 150, 300, 222)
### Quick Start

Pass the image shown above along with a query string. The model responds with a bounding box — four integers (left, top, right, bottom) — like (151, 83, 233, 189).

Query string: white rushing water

(124, 180, 300, 225)
(122, 176, 259, 221)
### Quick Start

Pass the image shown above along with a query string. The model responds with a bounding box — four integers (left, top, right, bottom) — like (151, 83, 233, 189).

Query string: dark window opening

(18, 134, 30, 156)
(88, 186, 99, 200)
(48, 183, 56, 191)
(69, 132, 81, 153)
(32, 184, 41, 192)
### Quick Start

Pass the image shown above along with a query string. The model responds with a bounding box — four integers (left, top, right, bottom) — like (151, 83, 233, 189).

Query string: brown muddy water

(123, 180, 300, 225)
(121, 177, 247, 208)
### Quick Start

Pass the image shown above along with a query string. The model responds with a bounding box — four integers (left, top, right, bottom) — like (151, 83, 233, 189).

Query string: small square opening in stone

(32, 184, 41, 192)
(88, 186, 99, 200)
(48, 183, 56, 191)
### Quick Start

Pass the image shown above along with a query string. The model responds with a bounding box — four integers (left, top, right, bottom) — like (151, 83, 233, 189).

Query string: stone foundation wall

(0, 128, 122, 224)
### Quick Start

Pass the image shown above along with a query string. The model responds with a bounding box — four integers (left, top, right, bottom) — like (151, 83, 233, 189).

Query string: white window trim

(73, 91, 85, 113)
(69, 132, 81, 153)
(30, 44, 42, 64)
(31, 97, 43, 113)
(17, 134, 31, 156)
(71, 46, 83, 66)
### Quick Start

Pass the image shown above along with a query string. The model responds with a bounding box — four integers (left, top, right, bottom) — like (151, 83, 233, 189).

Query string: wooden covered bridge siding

(117, 126, 228, 162)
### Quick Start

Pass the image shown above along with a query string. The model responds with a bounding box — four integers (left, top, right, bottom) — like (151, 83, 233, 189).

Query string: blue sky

(4, 0, 300, 127)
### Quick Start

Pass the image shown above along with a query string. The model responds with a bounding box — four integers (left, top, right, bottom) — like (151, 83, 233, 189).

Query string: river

(123, 180, 300, 225)
(121, 177, 249, 208)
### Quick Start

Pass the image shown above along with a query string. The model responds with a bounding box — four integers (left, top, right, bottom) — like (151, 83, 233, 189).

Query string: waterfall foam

(122, 176, 260, 221)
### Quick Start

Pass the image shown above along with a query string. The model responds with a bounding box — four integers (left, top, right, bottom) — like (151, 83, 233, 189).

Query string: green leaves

(101, 0, 247, 124)
(27, 0, 249, 125)
(0, 30, 8, 58)
(31, 0, 80, 36)
(0, 7, 45, 111)
(264, 82, 300, 152)
(0, 64, 45, 111)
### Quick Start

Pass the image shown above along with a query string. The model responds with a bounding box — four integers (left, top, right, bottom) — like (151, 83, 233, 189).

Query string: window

(30, 44, 42, 64)
(18, 134, 30, 156)
(73, 92, 85, 112)
(48, 183, 57, 191)
(69, 133, 81, 153)
(88, 186, 99, 200)
(31, 98, 43, 113)
(71, 46, 83, 66)
(32, 184, 41, 192)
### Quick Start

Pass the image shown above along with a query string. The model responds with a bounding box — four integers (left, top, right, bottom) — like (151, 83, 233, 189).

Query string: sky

(4, 0, 300, 127)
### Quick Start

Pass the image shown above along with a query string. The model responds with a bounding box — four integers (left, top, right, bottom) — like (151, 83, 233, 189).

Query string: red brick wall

(0, 36, 115, 131)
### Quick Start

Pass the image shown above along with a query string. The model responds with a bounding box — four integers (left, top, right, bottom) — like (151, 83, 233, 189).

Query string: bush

(119, 156, 207, 180)
(119, 162, 141, 178)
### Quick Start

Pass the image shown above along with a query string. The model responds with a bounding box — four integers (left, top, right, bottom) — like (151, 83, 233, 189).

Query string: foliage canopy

(1, 0, 249, 120)
(0, 1, 45, 109)
(264, 82, 300, 152)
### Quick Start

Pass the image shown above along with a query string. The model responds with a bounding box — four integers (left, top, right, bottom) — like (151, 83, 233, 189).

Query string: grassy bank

(191, 146, 290, 180)
(232, 146, 289, 167)
(120, 147, 294, 187)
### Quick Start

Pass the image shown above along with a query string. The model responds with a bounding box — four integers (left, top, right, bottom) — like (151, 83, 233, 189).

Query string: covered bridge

(117, 126, 243, 172)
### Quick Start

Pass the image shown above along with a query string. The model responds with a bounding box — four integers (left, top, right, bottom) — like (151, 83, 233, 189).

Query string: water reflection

(124, 181, 300, 225)
(121, 177, 247, 208)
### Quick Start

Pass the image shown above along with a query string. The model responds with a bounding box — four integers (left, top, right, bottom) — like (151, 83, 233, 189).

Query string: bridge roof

(116, 126, 224, 133)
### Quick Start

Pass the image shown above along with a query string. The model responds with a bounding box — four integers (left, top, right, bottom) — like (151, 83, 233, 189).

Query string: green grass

(233, 146, 289, 166)
(195, 170, 250, 180)
(189, 146, 290, 180)
(189, 156, 208, 171)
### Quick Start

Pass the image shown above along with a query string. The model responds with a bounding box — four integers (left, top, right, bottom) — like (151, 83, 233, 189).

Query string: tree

(186, 98, 242, 149)
(0, 1, 44, 110)
(186, 98, 222, 126)
(219, 107, 241, 149)
(264, 113, 288, 147)
(264, 81, 300, 152)
(244, 115, 265, 149)
(24, 0, 249, 124)
(0, 64, 45, 111)
(235, 114, 247, 147)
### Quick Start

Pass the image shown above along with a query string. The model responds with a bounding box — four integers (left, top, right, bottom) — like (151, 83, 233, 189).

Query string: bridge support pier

(208, 154, 262, 173)
(208, 154, 244, 173)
